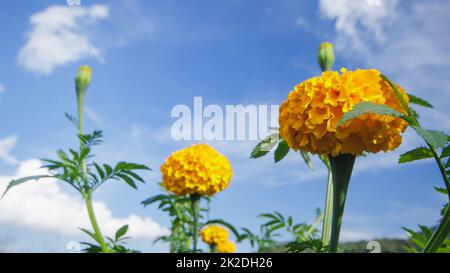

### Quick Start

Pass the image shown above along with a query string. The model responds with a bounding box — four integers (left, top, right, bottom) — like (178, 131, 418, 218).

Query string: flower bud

(75, 65, 92, 93)
(318, 42, 335, 72)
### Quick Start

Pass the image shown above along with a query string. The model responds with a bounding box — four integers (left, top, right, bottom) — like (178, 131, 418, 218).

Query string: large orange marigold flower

(279, 69, 409, 156)
(160, 144, 233, 196)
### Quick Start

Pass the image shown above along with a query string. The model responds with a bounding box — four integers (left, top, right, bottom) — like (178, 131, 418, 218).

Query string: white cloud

(0, 136, 18, 165)
(18, 5, 109, 75)
(0, 83, 5, 94)
(319, 0, 398, 58)
(0, 159, 168, 239)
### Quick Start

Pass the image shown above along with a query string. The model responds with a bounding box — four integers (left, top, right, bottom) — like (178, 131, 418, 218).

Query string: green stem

(190, 194, 201, 252)
(321, 161, 333, 246)
(76, 89, 86, 137)
(329, 154, 356, 253)
(84, 193, 109, 253)
(422, 205, 450, 253)
(420, 144, 450, 253)
(428, 144, 450, 198)
(319, 52, 334, 247)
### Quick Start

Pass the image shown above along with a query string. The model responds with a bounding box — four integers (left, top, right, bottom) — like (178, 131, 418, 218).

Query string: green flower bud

(318, 42, 335, 72)
(75, 65, 92, 94)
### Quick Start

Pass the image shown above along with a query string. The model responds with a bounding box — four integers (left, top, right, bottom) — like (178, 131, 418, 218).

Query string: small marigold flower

(200, 225, 229, 245)
(160, 144, 233, 196)
(216, 241, 236, 253)
(279, 69, 409, 156)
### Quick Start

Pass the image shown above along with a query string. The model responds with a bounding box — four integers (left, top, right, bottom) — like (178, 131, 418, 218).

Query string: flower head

(200, 225, 229, 245)
(216, 241, 236, 253)
(75, 65, 92, 93)
(279, 69, 409, 156)
(160, 144, 233, 196)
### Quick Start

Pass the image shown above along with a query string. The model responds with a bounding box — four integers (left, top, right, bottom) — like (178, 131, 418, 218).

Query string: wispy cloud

(0, 83, 5, 94)
(0, 159, 168, 239)
(18, 5, 109, 75)
(0, 135, 18, 165)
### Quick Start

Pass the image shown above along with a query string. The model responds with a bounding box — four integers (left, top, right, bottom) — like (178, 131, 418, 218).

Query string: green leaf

(116, 174, 137, 189)
(2, 175, 50, 198)
(441, 145, 450, 158)
(115, 225, 129, 241)
(79, 228, 98, 243)
(338, 102, 404, 126)
(398, 147, 434, 164)
(251, 133, 279, 159)
(434, 187, 448, 195)
(412, 126, 448, 150)
(141, 194, 170, 207)
(274, 140, 290, 163)
(301, 151, 314, 170)
(407, 94, 433, 108)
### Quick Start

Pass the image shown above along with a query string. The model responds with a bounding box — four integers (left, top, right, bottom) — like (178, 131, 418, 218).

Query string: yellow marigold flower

(161, 144, 233, 196)
(216, 241, 236, 253)
(279, 69, 409, 156)
(200, 225, 229, 245)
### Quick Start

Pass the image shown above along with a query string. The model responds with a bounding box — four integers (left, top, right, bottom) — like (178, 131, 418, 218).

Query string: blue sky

(0, 0, 449, 252)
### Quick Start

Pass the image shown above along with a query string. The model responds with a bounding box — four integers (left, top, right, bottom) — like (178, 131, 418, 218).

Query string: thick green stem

(190, 194, 201, 252)
(321, 161, 333, 246)
(329, 154, 356, 253)
(84, 193, 109, 253)
(422, 205, 450, 253)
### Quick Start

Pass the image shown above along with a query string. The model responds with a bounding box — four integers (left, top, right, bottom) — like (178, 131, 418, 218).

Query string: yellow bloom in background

(160, 144, 233, 196)
(200, 225, 229, 245)
(216, 240, 236, 253)
(279, 69, 409, 156)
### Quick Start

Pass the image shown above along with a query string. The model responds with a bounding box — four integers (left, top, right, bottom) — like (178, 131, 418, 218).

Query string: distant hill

(260, 238, 417, 253)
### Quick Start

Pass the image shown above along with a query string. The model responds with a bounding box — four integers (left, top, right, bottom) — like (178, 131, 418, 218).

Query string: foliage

(81, 225, 139, 253)
(238, 209, 323, 253)
(143, 186, 238, 253)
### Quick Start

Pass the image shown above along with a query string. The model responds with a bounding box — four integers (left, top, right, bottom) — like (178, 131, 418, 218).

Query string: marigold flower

(216, 240, 236, 253)
(200, 225, 229, 245)
(279, 69, 409, 156)
(160, 144, 233, 196)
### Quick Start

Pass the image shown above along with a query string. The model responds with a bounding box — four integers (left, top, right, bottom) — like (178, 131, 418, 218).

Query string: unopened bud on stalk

(318, 42, 335, 72)
(75, 65, 92, 94)
(75, 65, 92, 134)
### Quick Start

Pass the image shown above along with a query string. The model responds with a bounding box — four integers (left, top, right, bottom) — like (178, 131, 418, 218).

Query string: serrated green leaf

(407, 94, 433, 108)
(79, 228, 98, 243)
(251, 133, 279, 159)
(115, 225, 129, 241)
(141, 194, 170, 206)
(300, 151, 314, 170)
(441, 145, 450, 158)
(412, 126, 448, 150)
(274, 140, 290, 163)
(398, 147, 434, 164)
(2, 175, 50, 198)
(338, 102, 404, 126)
(434, 187, 448, 195)
(117, 174, 137, 189)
